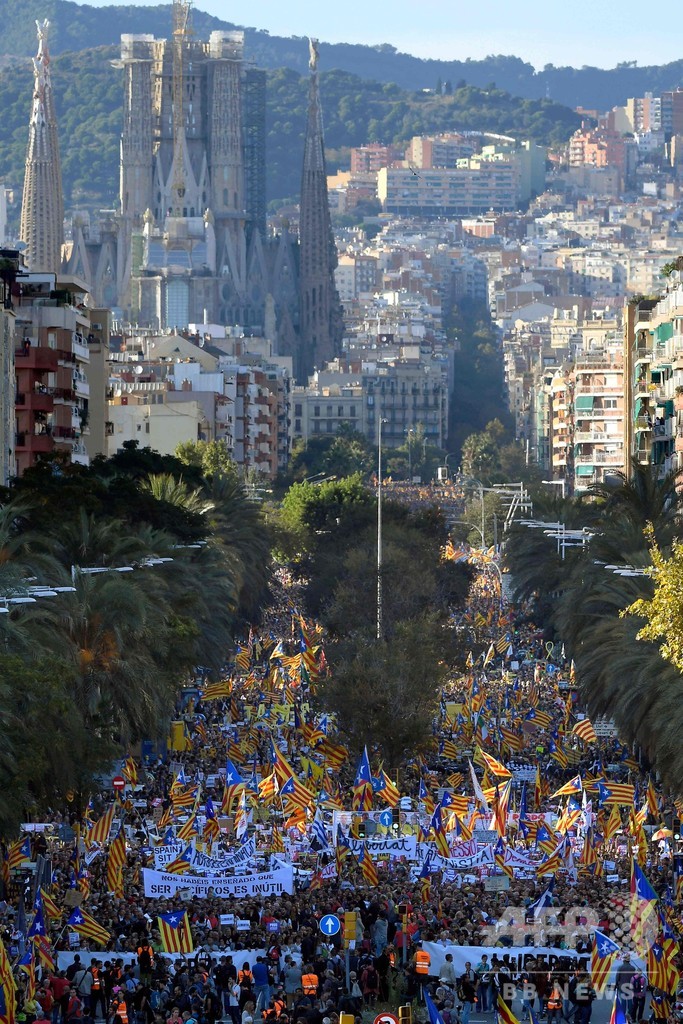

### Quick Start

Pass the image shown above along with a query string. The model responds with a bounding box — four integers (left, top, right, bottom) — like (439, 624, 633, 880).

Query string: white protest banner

(188, 838, 256, 873)
(143, 863, 294, 898)
(154, 843, 184, 867)
(421, 943, 642, 983)
(347, 836, 417, 860)
(449, 837, 478, 859)
(439, 846, 494, 880)
(503, 846, 539, 873)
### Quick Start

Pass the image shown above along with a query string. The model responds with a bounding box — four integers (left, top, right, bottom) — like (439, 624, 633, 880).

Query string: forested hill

(0, 48, 581, 213)
(0, 0, 682, 110)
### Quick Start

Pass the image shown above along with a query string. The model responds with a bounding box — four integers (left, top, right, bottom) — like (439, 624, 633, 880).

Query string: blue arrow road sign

(319, 914, 341, 936)
(379, 810, 393, 828)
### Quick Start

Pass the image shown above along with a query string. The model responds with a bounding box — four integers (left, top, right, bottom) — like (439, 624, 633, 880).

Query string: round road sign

(319, 913, 341, 936)
(374, 1014, 399, 1024)
(379, 809, 393, 828)
(112, 775, 126, 791)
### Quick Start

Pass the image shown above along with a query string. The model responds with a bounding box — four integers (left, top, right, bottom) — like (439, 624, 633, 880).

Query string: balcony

(15, 390, 54, 412)
(71, 442, 89, 466)
(72, 336, 90, 362)
(73, 376, 90, 398)
(574, 385, 623, 395)
(53, 426, 77, 440)
(575, 451, 624, 465)
(576, 407, 622, 418)
(14, 346, 58, 371)
(15, 431, 54, 453)
(575, 430, 620, 442)
(53, 387, 76, 403)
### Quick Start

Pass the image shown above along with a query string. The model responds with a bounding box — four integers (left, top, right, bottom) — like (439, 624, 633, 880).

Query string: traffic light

(391, 807, 400, 831)
(343, 911, 357, 948)
(399, 1006, 412, 1024)
(340, 1015, 354, 1024)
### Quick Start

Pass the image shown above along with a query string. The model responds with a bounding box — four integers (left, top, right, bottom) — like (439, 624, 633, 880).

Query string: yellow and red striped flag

(572, 719, 597, 744)
(86, 804, 116, 847)
(158, 910, 194, 953)
(67, 907, 110, 947)
(591, 930, 620, 993)
(106, 828, 127, 898)
(122, 756, 138, 787)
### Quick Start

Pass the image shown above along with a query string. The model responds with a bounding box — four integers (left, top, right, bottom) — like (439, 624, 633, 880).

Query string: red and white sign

(112, 776, 126, 791)
(374, 1014, 399, 1024)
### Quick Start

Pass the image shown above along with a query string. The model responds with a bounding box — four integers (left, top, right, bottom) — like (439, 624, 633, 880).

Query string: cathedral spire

(20, 20, 64, 273)
(297, 38, 342, 383)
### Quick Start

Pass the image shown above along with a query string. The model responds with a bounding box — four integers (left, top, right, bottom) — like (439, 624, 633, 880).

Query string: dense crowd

(3, 563, 682, 1024)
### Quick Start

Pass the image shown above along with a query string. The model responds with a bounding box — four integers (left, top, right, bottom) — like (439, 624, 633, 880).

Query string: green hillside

(0, 45, 581, 219)
(0, 0, 682, 110)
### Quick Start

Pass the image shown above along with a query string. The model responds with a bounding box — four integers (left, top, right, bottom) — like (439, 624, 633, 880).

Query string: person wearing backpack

(137, 942, 155, 987)
(631, 970, 647, 1023)
(360, 964, 379, 1007)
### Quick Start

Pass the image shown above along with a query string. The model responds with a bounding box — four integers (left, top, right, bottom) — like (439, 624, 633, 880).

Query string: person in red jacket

(50, 973, 71, 1023)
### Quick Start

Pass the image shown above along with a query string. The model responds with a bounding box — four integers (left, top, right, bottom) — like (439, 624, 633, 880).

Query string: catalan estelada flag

(7, 837, 31, 871)
(67, 907, 110, 947)
(0, 936, 17, 1024)
(158, 910, 194, 953)
(591, 929, 620, 993)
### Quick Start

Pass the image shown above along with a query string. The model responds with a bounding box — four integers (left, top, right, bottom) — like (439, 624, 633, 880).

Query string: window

(295, 403, 302, 416)
(314, 405, 320, 417)
(338, 406, 344, 417)
(350, 405, 356, 417)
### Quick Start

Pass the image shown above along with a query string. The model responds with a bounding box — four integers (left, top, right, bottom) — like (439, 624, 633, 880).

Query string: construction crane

(171, 0, 192, 215)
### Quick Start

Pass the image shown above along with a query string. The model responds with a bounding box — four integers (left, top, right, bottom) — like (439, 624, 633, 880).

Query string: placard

(484, 874, 510, 891)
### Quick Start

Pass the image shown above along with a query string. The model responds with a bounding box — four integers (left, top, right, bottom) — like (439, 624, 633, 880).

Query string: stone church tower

(297, 39, 343, 382)
(20, 20, 64, 274)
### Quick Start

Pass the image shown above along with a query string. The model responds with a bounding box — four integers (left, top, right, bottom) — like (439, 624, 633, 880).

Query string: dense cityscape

(3, 6, 683, 1024)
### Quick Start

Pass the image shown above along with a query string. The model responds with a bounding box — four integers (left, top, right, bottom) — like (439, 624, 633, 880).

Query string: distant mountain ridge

(1, 0, 683, 110)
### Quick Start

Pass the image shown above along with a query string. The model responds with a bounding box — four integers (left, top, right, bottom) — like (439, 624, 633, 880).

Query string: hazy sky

(90, 0, 679, 70)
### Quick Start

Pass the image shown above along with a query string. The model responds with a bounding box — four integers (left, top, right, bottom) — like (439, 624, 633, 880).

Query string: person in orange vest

(301, 967, 318, 998)
(110, 988, 128, 1024)
(90, 961, 106, 1021)
(413, 945, 431, 979)
(546, 980, 564, 1024)
(137, 941, 155, 985)
(238, 965, 254, 1009)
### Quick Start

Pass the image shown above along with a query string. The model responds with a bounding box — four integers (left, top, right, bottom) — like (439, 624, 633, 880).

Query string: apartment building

(571, 351, 625, 492)
(350, 144, 403, 173)
(294, 352, 449, 450)
(0, 251, 18, 485)
(107, 331, 292, 477)
(13, 270, 105, 475)
(624, 289, 683, 479)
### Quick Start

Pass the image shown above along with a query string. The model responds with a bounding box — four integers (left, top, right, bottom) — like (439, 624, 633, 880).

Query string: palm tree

(588, 460, 683, 550)
(206, 473, 272, 622)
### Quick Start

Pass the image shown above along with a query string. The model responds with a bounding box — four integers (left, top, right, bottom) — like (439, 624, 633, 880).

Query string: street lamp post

(377, 417, 387, 641)
(458, 474, 486, 548)
(451, 520, 485, 547)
